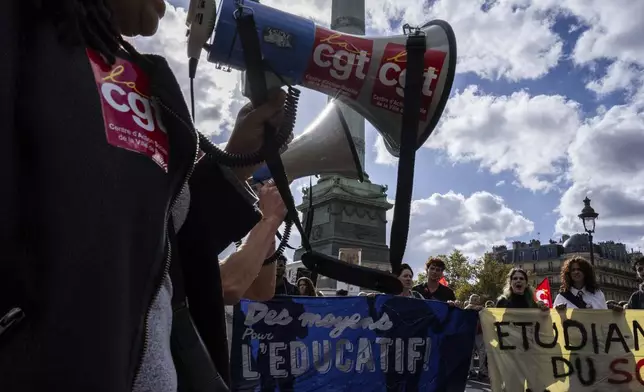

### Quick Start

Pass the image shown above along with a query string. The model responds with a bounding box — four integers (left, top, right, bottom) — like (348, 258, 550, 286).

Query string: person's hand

(223, 90, 289, 181)
(226, 90, 288, 154)
(608, 303, 624, 312)
(258, 183, 287, 226)
(537, 301, 550, 311)
(555, 303, 566, 311)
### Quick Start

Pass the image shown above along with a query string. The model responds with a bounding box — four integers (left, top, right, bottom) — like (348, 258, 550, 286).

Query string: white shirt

(553, 287, 608, 309)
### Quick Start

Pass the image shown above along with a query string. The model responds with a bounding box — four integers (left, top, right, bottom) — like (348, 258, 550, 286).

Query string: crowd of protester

(262, 254, 644, 384)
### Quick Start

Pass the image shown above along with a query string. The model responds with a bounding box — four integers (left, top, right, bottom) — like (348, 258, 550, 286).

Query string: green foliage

(473, 253, 512, 302)
(416, 250, 512, 302)
(414, 271, 427, 286)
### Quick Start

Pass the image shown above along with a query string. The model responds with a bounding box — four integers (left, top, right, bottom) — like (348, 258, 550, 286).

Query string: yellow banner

(480, 309, 644, 392)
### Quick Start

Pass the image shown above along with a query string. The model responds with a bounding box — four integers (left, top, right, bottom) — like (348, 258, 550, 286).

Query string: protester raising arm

(220, 183, 286, 304)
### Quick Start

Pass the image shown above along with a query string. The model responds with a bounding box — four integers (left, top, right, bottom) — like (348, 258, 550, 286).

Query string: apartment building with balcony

(492, 234, 638, 302)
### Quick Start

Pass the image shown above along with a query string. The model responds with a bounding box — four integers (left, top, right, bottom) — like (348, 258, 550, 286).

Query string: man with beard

(274, 256, 298, 296)
(413, 258, 456, 303)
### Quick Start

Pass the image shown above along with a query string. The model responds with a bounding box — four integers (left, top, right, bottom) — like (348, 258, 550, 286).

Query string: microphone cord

(188, 58, 295, 264)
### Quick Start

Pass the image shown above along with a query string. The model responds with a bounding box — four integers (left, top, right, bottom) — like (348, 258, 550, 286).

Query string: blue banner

(230, 295, 478, 392)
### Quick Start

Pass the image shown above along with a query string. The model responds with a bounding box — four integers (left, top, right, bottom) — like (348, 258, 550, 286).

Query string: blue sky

(136, 0, 644, 273)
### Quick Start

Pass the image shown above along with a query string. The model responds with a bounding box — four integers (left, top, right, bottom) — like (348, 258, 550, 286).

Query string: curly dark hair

(632, 255, 644, 271)
(559, 256, 598, 293)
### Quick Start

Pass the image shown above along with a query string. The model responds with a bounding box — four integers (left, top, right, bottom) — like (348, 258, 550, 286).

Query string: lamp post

(578, 197, 599, 265)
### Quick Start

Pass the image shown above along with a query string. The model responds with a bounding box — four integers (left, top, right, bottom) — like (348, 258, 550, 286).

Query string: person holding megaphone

(0, 1, 288, 392)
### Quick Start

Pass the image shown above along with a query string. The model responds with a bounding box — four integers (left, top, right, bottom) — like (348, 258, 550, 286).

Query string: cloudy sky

(132, 0, 644, 273)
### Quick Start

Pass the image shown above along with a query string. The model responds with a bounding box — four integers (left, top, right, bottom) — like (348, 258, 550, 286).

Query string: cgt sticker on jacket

(87, 48, 169, 172)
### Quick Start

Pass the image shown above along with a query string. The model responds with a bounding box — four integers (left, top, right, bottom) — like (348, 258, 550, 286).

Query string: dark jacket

(0, 3, 259, 391)
(627, 284, 644, 309)
(496, 293, 535, 308)
(274, 277, 298, 296)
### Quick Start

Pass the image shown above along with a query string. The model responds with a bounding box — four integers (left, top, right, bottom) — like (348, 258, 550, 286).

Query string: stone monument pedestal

(294, 176, 392, 292)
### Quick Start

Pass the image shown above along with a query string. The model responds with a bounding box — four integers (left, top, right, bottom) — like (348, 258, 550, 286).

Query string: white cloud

(553, 0, 644, 96)
(555, 102, 644, 249)
(427, 0, 563, 81)
(426, 85, 582, 192)
(391, 191, 534, 273)
(496, 180, 505, 187)
(373, 134, 398, 166)
(130, 5, 245, 139)
(141, 1, 644, 263)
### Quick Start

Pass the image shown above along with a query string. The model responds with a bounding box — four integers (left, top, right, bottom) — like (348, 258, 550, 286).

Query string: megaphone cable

(233, 7, 406, 294)
(186, 3, 301, 265)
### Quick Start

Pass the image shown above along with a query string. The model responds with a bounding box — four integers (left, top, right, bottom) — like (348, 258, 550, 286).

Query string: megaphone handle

(388, 33, 427, 275)
(234, 10, 312, 252)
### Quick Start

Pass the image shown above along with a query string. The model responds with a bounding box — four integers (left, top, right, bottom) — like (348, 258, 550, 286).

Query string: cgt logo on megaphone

(304, 27, 374, 100)
(372, 44, 445, 121)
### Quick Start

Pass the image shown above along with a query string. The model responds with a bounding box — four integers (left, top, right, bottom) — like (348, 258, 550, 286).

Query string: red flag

(534, 278, 552, 308)
(439, 277, 448, 286)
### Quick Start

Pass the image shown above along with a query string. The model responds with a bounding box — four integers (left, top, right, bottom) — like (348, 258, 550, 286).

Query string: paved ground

(465, 379, 492, 391)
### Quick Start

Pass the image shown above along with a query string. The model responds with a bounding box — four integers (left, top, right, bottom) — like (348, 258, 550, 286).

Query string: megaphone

(195, 0, 456, 157)
(250, 102, 364, 185)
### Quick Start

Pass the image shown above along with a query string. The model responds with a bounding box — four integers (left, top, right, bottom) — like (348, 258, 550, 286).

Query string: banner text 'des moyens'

(481, 308, 644, 392)
(230, 295, 478, 392)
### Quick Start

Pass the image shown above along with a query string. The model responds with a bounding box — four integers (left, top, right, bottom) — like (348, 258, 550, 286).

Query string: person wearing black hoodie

(0, 1, 288, 391)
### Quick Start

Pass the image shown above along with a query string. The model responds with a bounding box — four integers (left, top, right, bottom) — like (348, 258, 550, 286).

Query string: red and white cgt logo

(87, 49, 170, 172)
(371, 43, 446, 120)
(303, 27, 374, 100)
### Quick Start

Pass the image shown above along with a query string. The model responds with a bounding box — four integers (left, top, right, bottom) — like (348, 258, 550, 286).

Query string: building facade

(492, 234, 638, 302)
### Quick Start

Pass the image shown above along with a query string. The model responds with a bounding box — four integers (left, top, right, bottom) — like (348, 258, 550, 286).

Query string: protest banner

(480, 308, 644, 391)
(230, 295, 478, 391)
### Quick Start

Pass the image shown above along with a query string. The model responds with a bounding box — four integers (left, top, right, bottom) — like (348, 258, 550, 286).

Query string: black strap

(235, 11, 311, 253)
(233, 9, 404, 294)
(561, 291, 588, 309)
(388, 28, 427, 275)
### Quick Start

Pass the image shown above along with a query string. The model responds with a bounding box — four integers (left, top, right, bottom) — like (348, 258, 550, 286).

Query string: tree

(414, 271, 427, 286)
(416, 250, 510, 302)
(472, 253, 512, 302)
(442, 249, 476, 298)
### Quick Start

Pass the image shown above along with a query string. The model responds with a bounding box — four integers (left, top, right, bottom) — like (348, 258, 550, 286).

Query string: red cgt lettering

(371, 43, 446, 121)
(303, 27, 374, 100)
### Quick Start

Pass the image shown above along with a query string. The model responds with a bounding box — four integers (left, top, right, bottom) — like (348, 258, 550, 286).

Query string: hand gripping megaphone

(186, 0, 457, 294)
(250, 102, 364, 185)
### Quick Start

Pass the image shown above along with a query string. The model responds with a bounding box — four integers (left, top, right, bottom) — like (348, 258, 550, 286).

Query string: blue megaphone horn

(186, 0, 456, 158)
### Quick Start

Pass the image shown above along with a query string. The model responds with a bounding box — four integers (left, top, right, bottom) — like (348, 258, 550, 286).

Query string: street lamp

(578, 197, 599, 265)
